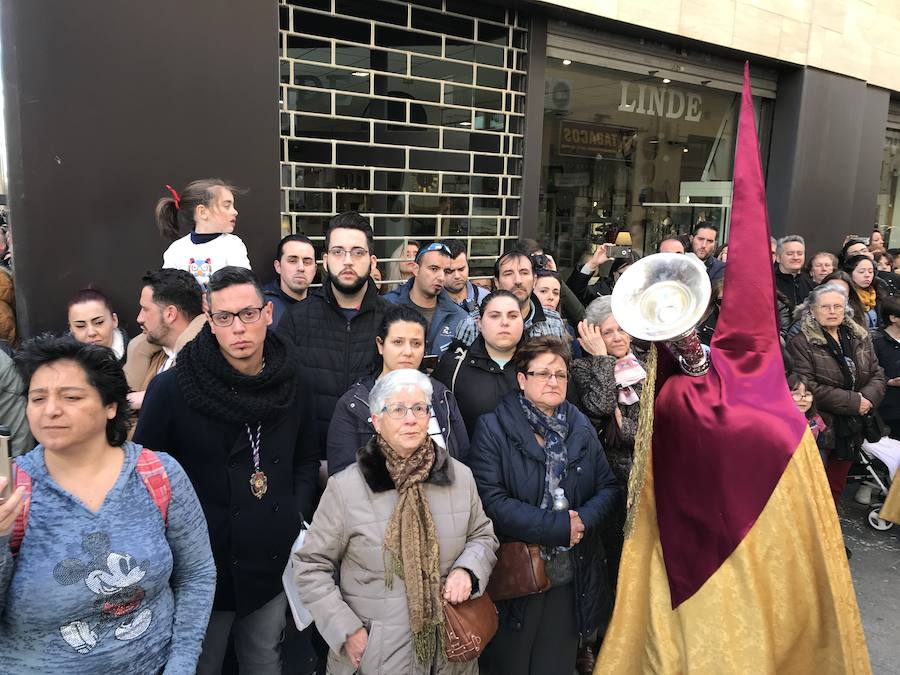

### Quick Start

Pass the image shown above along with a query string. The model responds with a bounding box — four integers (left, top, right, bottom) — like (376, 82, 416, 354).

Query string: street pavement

(280, 492, 900, 675)
(841, 493, 900, 674)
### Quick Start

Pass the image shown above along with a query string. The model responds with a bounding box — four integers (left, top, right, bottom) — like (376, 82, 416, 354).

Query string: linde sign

(617, 81, 702, 123)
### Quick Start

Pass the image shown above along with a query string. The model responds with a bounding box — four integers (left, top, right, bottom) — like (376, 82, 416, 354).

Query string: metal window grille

(279, 0, 528, 282)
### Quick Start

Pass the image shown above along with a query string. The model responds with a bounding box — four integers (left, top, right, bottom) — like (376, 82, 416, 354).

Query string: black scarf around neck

(822, 324, 863, 456)
(176, 323, 296, 424)
(822, 325, 856, 391)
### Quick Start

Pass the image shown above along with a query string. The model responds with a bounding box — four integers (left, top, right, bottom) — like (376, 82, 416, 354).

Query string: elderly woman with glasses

(572, 296, 645, 487)
(293, 369, 497, 674)
(787, 283, 886, 508)
(468, 336, 621, 675)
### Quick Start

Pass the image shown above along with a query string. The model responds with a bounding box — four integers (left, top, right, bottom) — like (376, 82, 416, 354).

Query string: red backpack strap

(136, 448, 171, 527)
(9, 463, 32, 556)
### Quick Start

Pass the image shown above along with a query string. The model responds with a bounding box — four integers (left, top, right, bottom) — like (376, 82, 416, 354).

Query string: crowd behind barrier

(0, 180, 897, 675)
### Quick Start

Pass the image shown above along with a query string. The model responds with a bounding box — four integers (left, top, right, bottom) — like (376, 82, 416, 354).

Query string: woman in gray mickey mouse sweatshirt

(0, 336, 216, 675)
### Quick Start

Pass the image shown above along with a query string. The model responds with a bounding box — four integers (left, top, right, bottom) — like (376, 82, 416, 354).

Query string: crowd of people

(0, 177, 894, 674)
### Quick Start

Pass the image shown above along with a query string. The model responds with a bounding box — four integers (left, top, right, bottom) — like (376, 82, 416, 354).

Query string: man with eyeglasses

(135, 266, 319, 674)
(384, 241, 469, 357)
(277, 211, 389, 462)
(263, 233, 318, 326)
(454, 246, 567, 346)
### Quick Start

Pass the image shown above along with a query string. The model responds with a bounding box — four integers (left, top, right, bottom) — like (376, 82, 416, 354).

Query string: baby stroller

(848, 436, 899, 532)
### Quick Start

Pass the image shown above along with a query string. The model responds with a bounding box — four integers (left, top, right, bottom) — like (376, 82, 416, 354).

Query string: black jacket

(872, 328, 900, 422)
(468, 392, 622, 637)
(276, 280, 390, 454)
(262, 279, 303, 327)
(326, 374, 470, 475)
(703, 256, 726, 283)
(431, 335, 519, 437)
(134, 368, 320, 616)
(774, 267, 816, 309)
(566, 267, 614, 306)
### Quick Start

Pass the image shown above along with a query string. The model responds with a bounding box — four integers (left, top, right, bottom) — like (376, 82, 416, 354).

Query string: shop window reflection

(538, 57, 773, 268)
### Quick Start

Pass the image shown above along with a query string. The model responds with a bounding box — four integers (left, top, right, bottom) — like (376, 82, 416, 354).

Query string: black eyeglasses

(328, 246, 369, 260)
(209, 306, 266, 327)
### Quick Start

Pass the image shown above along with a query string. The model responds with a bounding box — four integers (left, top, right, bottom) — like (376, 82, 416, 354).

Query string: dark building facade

(2, 0, 897, 337)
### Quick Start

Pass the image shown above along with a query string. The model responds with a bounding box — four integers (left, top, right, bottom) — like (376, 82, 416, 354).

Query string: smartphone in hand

(422, 354, 440, 373)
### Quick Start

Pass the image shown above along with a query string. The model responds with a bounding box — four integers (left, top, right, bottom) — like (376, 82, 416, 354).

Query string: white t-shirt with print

(162, 233, 251, 287)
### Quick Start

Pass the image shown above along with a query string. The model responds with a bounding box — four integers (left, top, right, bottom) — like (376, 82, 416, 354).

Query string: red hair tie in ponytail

(165, 184, 181, 210)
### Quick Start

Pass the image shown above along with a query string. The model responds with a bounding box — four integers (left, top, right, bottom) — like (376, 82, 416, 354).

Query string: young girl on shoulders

(156, 179, 251, 287)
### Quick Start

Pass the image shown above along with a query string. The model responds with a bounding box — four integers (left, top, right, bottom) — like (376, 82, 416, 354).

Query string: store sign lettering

(559, 121, 629, 157)
(617, 81, 702, 122)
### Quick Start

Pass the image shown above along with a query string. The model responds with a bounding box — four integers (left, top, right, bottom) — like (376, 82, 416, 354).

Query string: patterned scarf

(614, 354, 646, 405)
(518, 393, 569, 511)
(856, 286, 877, 312)
(378, 434, 443, 666)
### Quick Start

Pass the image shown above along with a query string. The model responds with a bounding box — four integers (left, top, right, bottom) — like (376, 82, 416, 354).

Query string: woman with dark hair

(842, 254, 882, 328)
(432, 290, 524, 437)
(326, 304, 469, 475)
(872, 295, 900, 438)
(156, 179, 251, 286)
(715, 243, 729, 262)
(874, 250, 894, 272)
(787, 284, 886, 507)
(469, 336, 621, 675)
(0, 336, 215, 673)
(67, 288, 127, 362)
(533, 269, 582, 358)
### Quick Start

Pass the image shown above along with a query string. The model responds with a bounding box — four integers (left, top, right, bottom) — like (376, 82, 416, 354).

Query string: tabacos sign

(617, 81, 702, 123)
(559, 121, 630, 158)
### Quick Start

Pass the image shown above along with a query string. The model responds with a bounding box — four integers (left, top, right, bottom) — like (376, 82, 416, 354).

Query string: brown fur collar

(799, 311, 868, 346)
(356, 436, 454, 493)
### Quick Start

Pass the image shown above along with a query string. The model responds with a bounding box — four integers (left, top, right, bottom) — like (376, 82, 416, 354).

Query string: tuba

(611, 252, 711, 376)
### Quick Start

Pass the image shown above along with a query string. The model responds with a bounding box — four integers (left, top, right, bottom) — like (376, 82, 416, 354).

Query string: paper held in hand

(282, 522, 315, 631)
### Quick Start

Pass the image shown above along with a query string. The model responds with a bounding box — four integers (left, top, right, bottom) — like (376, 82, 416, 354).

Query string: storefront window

(877, 128, 900, 247)
(538, 57, 773, 267)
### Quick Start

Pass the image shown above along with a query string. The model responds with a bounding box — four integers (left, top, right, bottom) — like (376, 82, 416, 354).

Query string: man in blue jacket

(383, 241, 469, 357)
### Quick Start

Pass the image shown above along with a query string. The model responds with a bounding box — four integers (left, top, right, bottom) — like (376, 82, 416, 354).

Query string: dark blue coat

(468, 392, 622, 637)
(262, 279, 303, 327)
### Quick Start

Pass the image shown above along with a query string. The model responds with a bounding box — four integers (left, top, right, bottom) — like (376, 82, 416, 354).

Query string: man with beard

(690, 223, 726, 283)
(277, 211, 389, 464)
(264, 233, 317, 326)
(383, 241, 469, 356)
(443, 238, 490, 312)
(454, 247, 566, 346)
(134, 266, 319, 674)
(123, 268, 206, 411)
